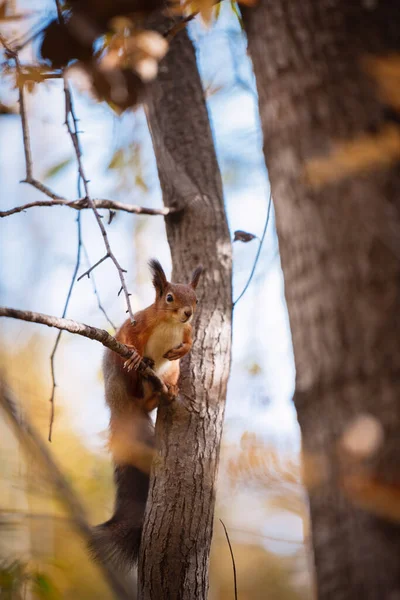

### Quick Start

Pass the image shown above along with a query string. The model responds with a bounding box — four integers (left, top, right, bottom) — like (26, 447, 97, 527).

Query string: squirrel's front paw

(165, 383, 179, 403)
(141, 356, 155, 370)
(124, 345, 142, 372)
(163, 344, 184, 361)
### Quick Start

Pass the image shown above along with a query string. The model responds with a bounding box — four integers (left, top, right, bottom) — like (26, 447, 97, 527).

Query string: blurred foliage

(210, 541, 304, 600)
(44, 157, 74, 181)
(0, 559, 60, 600)
(107, 142, 149, 194)
(305, 53, 400, 187)
(0, 341, 310, 599)
(0, 343, 115, 599)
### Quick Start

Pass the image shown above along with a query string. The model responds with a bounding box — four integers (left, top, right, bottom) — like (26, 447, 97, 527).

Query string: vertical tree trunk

(138, 25, 232, 600)
(243, 2, 400, 599)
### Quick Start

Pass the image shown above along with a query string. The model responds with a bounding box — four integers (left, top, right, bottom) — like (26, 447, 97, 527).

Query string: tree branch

(233, 189, 272, 306)
(0, 381, 132, 600)
(82, 243, 116, 331)
(48, 213, 82, 441)
(0, 197, 176, 218)
(220, 520, 238, 600)
(61, 77, 136, 322)
(0, 32, 173, 324)
(77, 253, 109, 282)
(0, 306, 167, 394)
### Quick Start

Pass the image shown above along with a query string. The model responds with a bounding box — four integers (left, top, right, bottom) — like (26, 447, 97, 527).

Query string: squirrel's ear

(190, 265, 203, 289)
(149, 259, 168, 296)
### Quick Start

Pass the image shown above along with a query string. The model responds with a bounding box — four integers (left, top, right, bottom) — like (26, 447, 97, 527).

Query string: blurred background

(0, 1, 311, 598)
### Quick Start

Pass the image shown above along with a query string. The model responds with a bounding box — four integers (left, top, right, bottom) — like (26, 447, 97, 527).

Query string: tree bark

(138, 25, 232, 600)
(243, 2, 400, 599)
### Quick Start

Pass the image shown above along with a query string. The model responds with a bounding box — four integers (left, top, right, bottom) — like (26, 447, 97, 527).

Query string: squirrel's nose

(184, 308, 192, 318)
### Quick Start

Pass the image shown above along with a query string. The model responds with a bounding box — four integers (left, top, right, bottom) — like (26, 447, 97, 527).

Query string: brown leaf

(234, 230, 257, 243)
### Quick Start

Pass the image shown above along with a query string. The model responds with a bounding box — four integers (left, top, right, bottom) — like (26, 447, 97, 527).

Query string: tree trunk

(138, 25, 232, 600)
(243, 2, 400, 599)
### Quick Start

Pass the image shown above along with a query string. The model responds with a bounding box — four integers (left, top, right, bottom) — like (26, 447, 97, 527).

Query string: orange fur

(103, 260, 202, 459)
(92, 260, 202, 568)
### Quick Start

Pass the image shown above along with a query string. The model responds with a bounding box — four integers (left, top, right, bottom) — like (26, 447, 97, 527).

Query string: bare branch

(0, 306, 167, 394)
(62, 78, 137, 323)
(0, 381, 132, 600)
(220, 519, 238, 600)
(48, 213, 83, 441)
(0, 197, 176, 218)
(0, 32, 153, 326)
(233, 190, 272, 306)
(77, 253, 109, 281)
(82, 243, 116, 331)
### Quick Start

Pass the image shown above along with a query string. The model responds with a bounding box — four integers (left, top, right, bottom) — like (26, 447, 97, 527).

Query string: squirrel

(91, 259, 203, 569)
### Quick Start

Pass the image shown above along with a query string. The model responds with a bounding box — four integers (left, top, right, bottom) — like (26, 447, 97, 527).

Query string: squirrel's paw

(124, 346, 142, 372)
(165, 383, 179, 403)
(163, 344, 184, 361)
(141, 356, 155, 370)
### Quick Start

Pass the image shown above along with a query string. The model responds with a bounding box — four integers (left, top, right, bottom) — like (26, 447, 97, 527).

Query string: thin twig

(54, 0, 63, 22)
(48, 213, 82, 442)
(0, 197, 176, 218)
(0, 381, 132, 600)
(48, 76, 88, 441)
(77, 253, 109, 281)
(233, 190, 272, 306)
(165, 12, 199, 41)
(82, 243, 116, 331)
(0, 306, 167, 394)
(220, 519, 238, 600)
(0, 33, 176, 222)
(1, 32, 144, 325)
(62, 77, 136, 322)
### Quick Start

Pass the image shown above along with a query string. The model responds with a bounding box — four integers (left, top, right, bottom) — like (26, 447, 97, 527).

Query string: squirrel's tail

(90, 411, 154, 570)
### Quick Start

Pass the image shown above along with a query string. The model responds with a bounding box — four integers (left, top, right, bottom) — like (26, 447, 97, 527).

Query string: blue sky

(0, 2, 298, 448)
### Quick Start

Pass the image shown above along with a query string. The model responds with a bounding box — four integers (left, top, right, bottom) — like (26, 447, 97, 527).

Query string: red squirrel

(92, 259, 203, 569)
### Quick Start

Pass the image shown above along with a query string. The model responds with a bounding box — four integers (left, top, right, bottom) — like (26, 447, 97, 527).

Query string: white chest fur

(144, 322, 185, 375)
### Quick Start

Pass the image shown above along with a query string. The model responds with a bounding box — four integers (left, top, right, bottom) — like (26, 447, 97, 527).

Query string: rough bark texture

(138, 25, 232, 600)
(243, 2, 400, 599)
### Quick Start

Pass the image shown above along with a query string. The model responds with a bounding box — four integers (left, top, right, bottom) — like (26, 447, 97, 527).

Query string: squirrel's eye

(166, 293, 174, 303)
(196, 299, 199, 304)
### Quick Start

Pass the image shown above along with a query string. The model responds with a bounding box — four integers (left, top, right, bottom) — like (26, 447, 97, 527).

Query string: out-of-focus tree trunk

(138, 24, 232, 600)
(243, 2, 400, 598)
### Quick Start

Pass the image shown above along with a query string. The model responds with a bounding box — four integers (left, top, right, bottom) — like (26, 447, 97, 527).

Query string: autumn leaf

(15, 67, 53, 92)
(107, 148, 124, 170)
(43, 157, 73, 180)
(231, 1, 244, 29)
(234, 230, 257, 243)
(214, 1, 222, 19)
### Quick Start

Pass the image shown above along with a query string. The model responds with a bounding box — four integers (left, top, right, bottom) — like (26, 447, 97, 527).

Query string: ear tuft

(149, 259, 168, 297)
(190, 265, 203, 289)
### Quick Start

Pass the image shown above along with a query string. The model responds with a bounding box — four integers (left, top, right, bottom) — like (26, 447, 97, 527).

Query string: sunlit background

(0, 2, 310, 598)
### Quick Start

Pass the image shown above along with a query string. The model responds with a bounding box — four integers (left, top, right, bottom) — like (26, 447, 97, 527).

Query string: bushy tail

(90, 411, 154, 570)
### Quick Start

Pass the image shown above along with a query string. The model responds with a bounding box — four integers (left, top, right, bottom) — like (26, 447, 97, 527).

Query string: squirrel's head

(149, 259, 203, 324)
